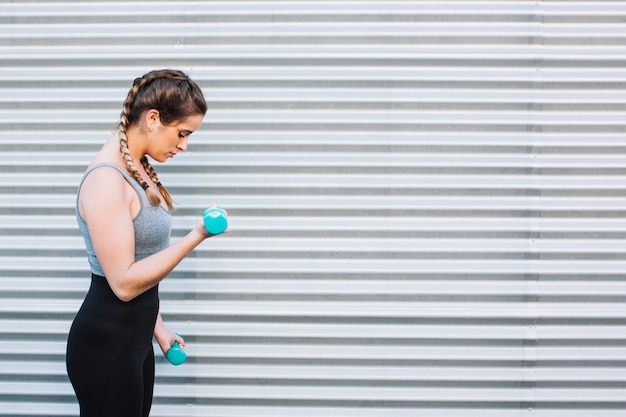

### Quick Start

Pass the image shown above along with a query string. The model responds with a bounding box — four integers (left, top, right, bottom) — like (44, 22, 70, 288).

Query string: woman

(66, 69, 221, 417)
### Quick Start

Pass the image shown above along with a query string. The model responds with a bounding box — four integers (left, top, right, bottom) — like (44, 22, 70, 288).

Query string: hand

(195, 217, 212, 238)
(156, 329, 186, 356)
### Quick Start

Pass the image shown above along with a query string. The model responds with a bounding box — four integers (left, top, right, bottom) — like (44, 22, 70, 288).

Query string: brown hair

(117, 69, 207, 210)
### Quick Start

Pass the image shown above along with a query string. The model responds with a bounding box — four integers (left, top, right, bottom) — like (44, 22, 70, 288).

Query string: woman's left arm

(154, 312, 185, 355)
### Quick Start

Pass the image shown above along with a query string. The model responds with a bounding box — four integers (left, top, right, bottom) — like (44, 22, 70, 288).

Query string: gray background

(1, 1, 625, 416)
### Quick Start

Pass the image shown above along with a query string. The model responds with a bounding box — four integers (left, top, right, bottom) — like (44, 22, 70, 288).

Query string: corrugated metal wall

(1, 1, 625, 416)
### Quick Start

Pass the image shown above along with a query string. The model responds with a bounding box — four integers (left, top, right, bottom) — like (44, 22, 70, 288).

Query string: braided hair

(118, 69, 207, 210)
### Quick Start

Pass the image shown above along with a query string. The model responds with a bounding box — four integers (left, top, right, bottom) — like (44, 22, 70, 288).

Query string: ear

(146, 109, 160, 131)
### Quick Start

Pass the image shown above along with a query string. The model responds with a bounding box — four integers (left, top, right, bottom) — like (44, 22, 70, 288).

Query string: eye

(178, 129, 193, 139)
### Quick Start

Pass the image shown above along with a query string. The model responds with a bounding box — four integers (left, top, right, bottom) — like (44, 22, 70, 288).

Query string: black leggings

(66, 274, 159, 417)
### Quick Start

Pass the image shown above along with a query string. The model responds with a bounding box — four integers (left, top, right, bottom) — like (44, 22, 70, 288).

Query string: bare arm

(120, 225, 209, 300)
(154, 311, 185, 354)
(79, 166, 214, 301)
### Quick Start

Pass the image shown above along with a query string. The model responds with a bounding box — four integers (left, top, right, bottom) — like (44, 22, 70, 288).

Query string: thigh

(66, 276, 159, 417)
(96, 341, 153, 417)
(67, 310, 156, 417)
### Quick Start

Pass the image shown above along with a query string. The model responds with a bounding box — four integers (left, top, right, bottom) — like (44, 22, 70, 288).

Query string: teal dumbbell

(203, 206, 228, 235)
(165, 333, 186, 366)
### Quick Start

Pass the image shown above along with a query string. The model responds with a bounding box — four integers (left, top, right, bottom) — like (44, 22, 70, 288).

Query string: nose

(177, 137, 188, 152)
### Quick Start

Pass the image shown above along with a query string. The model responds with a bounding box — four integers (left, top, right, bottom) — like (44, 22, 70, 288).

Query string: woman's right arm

(79, 167, 212, 302)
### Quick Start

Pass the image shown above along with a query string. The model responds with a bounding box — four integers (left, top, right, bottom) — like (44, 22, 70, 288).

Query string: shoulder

(83, 163, 130, 190)
(78, 136, 139, 218)
(78, 163, 137, 217)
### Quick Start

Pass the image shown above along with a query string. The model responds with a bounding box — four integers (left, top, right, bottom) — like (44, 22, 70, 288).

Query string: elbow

(113, 288, 136, 303)
(107, 280, 138, 303)
(116, 291, 136, 303)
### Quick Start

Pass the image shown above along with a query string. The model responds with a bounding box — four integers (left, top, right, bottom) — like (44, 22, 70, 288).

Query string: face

(149, 113, 204, 162)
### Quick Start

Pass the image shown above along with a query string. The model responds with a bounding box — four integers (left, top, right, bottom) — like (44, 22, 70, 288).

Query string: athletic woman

(66, 69, 220, 417)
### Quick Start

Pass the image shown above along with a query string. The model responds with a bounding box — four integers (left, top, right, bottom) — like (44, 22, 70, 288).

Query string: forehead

(171, 114, 204, 131)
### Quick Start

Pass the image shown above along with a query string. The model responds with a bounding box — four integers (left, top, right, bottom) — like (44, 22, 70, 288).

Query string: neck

(121, 127, 147, 163)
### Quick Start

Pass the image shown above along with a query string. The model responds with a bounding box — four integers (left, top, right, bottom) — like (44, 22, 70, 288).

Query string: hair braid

(140, 156, 174, 208)
(118, 73, 163, 208)
(117, 69, 207, 211)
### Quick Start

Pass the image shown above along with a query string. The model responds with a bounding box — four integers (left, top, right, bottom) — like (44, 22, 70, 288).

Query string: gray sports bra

(76, 163, 171, 276)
